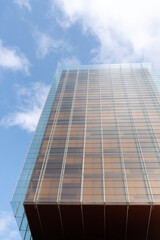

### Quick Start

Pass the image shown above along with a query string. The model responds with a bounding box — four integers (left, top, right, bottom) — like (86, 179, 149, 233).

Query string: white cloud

(51, 0, 160, 70)
(14, 0, 31, 11)
(34, 30, 70, 59)
(0, 40, 31, 74)
(0, 82, 50, 132)
(58, 56, 81, 66)
(0, 211, 21, 240)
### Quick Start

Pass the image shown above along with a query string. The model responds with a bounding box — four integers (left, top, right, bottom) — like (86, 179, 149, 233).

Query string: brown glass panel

(83, 205, 104, 239)
(24, 204, 43, 240)
(148, 205, 160, 239)
(60, 205, 83, 240)
(127, 205, 150, 240)
(37, 204, 63, 240)
(105, 205, 127, 240)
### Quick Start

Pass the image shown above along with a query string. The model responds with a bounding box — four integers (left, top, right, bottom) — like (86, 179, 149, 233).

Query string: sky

(1, 0, 160, 239)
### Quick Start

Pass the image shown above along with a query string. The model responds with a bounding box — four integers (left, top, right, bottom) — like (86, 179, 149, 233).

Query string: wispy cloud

(33, 29, 70, 59)
(14, 0, 31, 11)
(0, 82, 50, 132)
(51, 0, 160, 70)
(58, 56, 81, 66)
(0, 211, 21, 240)
(0, 40, 31, 74)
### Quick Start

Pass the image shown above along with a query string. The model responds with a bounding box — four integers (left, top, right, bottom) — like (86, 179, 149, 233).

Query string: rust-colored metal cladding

(12, 64, 160, 239)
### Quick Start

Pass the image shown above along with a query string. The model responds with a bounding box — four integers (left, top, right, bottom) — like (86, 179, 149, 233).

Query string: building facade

(11, 64, 160, 240)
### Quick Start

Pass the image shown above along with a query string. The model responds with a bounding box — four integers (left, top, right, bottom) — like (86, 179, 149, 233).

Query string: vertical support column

(120, 64, 154, 204)
(110, 65, 130, 204)
(99, 69, 106, 240)
(80, 69, 89, 202)
(57, 69, 79, 202)
(140, 65, 160, 162)
(34, 69, 69, 202)
(146, 205, 152, 240)
(99, 69, 106, 203)
(80, 69, 89, 240)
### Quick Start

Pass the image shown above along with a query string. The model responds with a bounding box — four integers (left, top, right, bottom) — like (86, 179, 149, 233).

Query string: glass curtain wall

(11, 63, 160, 239)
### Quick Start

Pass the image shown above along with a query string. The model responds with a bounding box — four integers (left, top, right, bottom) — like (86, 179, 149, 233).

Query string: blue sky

(1, 0, 160, 239)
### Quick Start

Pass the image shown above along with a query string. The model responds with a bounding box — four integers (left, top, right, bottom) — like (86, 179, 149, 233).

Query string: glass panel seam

(99, 69, 106, 240)
(125, 205, 129, 240)
(34, 69, 69, 202)
(11, 67, 60, 202)
(113, 65, 130, 203)
(140, 65, 160, 162)
(146, 205, 152, 240)
(99, 69, 106, 203)
(11, 68, 61, 238)
(35, 204, 45, 238)
(131, 65, 156, 203)
(58, 204, 65, 239)
(80, 69, 89, 203)
(121, 65, 153, 204)
(57, 69, 79, 202)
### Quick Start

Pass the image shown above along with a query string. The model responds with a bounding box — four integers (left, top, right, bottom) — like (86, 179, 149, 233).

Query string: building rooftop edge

(56, 62, 153, 71)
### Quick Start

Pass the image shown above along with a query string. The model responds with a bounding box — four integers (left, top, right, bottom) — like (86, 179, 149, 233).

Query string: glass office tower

(11, 64, 160, 240)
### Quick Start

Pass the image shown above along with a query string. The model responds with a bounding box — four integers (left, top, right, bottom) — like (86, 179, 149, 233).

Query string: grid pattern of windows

(25, 64, 160, 205)
(11, 63, 160, 239)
